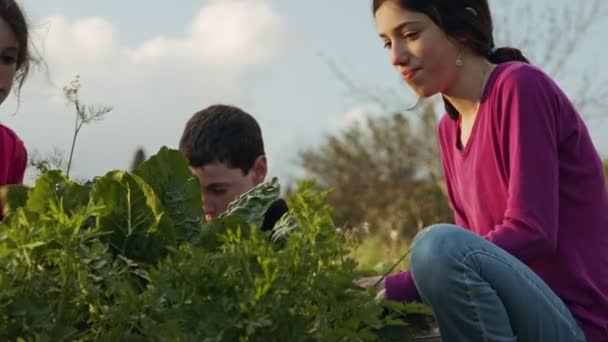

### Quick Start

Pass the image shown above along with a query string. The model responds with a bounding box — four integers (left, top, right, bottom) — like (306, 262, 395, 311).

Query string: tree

(492, 0, 608, 118)
(130, 147, 147, 171)
(29, 147, 66, 177)
(298, 103, 452, 242)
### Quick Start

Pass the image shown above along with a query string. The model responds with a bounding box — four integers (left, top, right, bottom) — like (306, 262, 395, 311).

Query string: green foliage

(0, 147, 430, 341)
(351, 234, 410, 275)
(297, 108, 453, 241)
(220, 177, 281, 228)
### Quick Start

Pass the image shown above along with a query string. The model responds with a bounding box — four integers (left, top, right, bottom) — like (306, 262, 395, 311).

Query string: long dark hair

(0, 0, 31, 95)
(373, 0, 530, 119)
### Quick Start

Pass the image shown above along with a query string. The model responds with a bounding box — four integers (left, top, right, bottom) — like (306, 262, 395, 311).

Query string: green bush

(0, 147, 430, 341)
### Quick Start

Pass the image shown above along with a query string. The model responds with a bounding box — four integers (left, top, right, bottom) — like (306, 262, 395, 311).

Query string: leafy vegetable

(0, 147, 430, 341)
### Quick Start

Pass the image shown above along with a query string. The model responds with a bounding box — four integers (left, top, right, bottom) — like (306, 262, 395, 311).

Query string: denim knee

(410, 224, 469, 296)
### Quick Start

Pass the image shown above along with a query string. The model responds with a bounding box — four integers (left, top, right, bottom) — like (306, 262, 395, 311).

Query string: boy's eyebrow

(379, 20, 420, 39)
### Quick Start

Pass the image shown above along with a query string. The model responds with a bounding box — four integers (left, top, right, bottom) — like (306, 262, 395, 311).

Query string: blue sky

(4, 0, 608, 184)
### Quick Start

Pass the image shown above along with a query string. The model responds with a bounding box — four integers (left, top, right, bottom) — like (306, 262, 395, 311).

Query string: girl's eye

(1, 55, 16, 65)
(403, 31, 419, 40)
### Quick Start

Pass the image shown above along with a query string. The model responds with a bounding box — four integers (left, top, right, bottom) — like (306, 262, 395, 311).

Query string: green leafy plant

(0, 147, 431, 341)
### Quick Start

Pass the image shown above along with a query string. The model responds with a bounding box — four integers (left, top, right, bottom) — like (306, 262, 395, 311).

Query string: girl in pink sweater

(0, 1, 31, 220)
(357, 0, 608, 341)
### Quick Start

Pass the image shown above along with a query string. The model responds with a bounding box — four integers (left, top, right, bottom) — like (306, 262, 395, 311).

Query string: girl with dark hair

(356, 1, 608, 341)
(0, 0, 31, 219)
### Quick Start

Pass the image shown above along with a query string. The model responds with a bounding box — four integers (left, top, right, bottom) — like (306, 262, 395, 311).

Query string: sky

(3, 0, 608, 185)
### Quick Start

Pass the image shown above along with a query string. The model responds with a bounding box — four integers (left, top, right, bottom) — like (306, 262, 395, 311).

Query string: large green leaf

(90, 171, 174, 263)
(0, 184, 30, 218)
(133, 147, 203, 243)
(26, 171, 90, 215)
(221, 177, 281, 228)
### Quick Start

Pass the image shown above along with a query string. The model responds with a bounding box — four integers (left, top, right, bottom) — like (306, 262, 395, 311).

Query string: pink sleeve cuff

(385, 271, 422, 302)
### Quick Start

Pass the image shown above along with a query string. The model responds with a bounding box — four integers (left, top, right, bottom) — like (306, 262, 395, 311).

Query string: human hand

(354, 276, 386, 291)
(354, 276, 387, 301)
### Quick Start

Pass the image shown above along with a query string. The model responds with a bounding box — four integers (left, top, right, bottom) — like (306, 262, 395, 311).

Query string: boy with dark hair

(179, 104, 287, 230)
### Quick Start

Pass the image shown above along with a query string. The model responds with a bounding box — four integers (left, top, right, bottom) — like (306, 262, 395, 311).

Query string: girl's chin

(404, 81, 437, 98)
(410, 87, 438, 99)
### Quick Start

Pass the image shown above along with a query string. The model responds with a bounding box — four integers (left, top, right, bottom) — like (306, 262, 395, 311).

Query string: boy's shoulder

(261, 198, 289, 232)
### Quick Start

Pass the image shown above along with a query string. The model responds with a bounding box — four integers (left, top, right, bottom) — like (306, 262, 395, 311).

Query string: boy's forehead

(190, 161, 246, 184)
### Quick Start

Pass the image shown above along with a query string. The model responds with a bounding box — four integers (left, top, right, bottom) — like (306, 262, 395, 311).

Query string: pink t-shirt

(385, 62, 608, 341)
(0, 123, 27, 219)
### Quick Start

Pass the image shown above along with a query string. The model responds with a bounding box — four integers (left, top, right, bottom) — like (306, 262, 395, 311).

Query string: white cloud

(32, 0, 284, 86)
(330, 103, 384, 129)
(131, 0, 284, 69)
(2, 0, 286, 183)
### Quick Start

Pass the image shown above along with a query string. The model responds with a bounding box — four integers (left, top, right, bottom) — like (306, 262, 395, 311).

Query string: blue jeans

(409, 224, 586, 342)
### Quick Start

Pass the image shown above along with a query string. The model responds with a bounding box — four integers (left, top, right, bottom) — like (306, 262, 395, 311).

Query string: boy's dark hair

(1, 1, 31, 95)
(179, 104, 265, 174)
